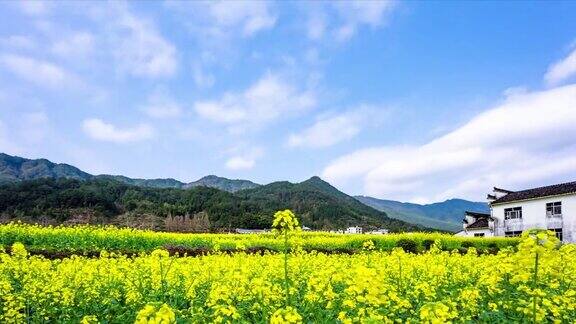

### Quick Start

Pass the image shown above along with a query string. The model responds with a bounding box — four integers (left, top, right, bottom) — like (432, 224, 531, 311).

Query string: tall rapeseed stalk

(272, 209, 301, 307)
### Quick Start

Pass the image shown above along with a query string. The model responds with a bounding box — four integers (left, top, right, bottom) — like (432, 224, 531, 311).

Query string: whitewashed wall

(491, 194, 576, 242)
(457, 228, 494, 237)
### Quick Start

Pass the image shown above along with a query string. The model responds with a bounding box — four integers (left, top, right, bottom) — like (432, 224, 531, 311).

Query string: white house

(345, 226, 363, 234)
(458, 181, 576, 242)
(235, 228, 269, 234)
(457, 211, 494, 237)
(367, 229, 389, 235)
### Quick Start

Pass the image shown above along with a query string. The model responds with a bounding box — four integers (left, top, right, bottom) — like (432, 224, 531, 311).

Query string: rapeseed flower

(0, 228, 573, 323)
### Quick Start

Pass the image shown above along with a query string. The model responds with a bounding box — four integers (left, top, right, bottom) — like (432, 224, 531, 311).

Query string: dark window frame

(504, 207, 522, 220)
(546, 201, 562, 217)
(504, 230, 523, 237)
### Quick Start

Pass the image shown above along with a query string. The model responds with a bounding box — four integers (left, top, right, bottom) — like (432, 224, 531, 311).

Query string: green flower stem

(284, 230, 289, 307)
(532, 251, 539, 324)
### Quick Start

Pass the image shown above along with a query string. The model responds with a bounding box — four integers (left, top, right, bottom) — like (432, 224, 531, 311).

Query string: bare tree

(164, 211, 211, 233)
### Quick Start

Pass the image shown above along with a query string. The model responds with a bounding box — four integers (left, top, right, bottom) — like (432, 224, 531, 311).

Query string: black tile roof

(491, 181, 576, 205)
(466, 218, 489, 229)
(465, 211, 491, 218)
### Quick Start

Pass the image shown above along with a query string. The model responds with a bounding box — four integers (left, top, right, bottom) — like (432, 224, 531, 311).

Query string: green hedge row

(0, 222, 520, 255)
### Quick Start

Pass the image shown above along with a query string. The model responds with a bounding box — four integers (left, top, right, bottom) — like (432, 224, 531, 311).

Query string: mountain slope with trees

(184, 175, 260, 192)
(0, 153, 259, 192)
(0, 153, 91, 183)
(0, 177, 424, 232)
(237, 176, 422, 231)
(355, 196, 489, 232)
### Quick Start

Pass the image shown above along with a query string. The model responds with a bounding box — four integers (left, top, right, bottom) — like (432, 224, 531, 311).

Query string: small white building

(345, 226, 363, 234)
(458, 182, 576, 242)
(367, 229, 389, 235)
(457, 211, 494, 237)
(235, 228, 269, 234)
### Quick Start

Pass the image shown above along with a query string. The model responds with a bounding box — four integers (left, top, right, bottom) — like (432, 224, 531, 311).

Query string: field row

(0, 231, 573, 323)
(0, 222, 519, 254)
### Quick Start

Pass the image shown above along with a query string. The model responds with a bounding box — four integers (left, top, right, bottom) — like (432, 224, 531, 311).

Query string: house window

(504, 207, 522, 220)
(546, 202, 562, 217)
(505, 230, 522, 237)
(551, 228, 563, 241)
(474, 233, 485, 237)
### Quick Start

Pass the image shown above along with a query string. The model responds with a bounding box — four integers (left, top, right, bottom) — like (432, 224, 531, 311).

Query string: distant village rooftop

(490, 181, 576, 205)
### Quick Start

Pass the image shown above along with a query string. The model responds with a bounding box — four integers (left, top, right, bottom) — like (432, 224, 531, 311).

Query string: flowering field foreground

(0, 222, 518, 254)
(1, 232, 574, 323)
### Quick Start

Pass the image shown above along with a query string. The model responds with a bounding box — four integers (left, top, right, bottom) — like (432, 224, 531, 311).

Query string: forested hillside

(0, 177, 424, 232)
(0, 153, 91, 183)
(0, 153, 260, 192)
(239, 177, 415, 230)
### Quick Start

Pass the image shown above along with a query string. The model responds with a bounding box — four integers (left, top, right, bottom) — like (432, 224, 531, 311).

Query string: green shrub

(422, 239, 435, 250)
(396, 238, 418, 253)
(461, 241, 474, 249)
(0, 223, 521, 255)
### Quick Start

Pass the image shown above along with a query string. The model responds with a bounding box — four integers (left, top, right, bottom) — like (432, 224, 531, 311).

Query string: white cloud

(82, 118, 155, 143)
(305, 1, 396, 42)
(545, 48, 576, 86)
(165, 1, 275, 91)
(217, 1, 276, 36)
(51, 31, 95, 59)
(194, 72, 316, 132)
(192, 63, 215, 88)
(98, 3, 177, 78)
(334, 1, 395, 27)
(323, 84, 576, 202)
(224, 147, 263, 171)
(142, 88, 182, 119)
(288, 109, 372, 148)
(0, 54, 79, 88)
(15, 1, 51, 16)
(0, 35, 36, 50)
(307, 12, 327, 40)
(225, 156, 255, 170)
(334, 24, 356, 43)
(168, 1, 276, 38)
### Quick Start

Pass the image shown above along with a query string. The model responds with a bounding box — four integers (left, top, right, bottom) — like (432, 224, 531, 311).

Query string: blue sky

(2, 1, 576, 203)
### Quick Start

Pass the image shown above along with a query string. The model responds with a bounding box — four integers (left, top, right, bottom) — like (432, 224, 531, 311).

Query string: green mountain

(0, 153, 258, 192)
(355, 196, 489, 232)
(0, 153, 441, 231)
(185, 175, 260, 192)
(0, 153, 91, 183)
(96, 175, 186, 189)
(0, 177, 423, 232)
(237, 176, 423, 231)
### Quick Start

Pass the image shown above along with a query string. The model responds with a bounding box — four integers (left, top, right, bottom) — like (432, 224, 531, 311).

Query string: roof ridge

(512, 180, 576, 192)
(492, 181, 576, 205)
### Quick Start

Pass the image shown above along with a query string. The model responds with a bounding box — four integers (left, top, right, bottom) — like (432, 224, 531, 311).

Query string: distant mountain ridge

(237, 176, 421, 230)
(355, 196, 489, 232)
(0, 176, 423, 232)
(1, 152, 476, 232)
(96, 175, 186, 189)
(0, 153, 91, 183)
(0, 153, 259, 193)
(185, 175, 260, 192)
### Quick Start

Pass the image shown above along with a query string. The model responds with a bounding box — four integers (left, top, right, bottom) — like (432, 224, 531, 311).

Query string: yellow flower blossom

(0, 227, 573, 323)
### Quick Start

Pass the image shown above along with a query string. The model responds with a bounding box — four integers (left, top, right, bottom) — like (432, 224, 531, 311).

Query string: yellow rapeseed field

(0, 211, 574, 323)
